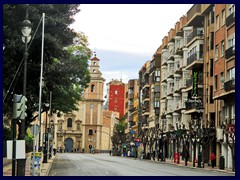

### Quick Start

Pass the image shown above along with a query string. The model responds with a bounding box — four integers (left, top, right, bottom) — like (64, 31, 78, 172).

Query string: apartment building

(212, 4, 235, 170)
(135, 4, 235, 170)
(124, 79, 139, 156)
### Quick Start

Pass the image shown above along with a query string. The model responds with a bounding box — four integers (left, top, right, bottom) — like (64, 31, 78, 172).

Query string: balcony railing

(187, 51, 203, 66)
(225, 46, 235, 59)
(167, 87, 174, 94)
(187, 28, 204, 44)
(226, 12, 235, 27)
(224, 79, 235, 91)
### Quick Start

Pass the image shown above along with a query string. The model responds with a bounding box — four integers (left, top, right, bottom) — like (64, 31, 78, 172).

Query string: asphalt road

(49, 153, 233, 176)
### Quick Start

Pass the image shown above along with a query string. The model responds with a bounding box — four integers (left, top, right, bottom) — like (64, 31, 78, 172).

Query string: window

(222, 9, 225, 26)
(155, 70, 160, 77)
(154, 101, 160, 108)
(59, 123, 62, 130)
(210, 32, 214, 50)
(93, 62, 96, 65)
(220, 72, 224, 89)
(114, 106, 117, 111)
(89, 129, 93, 135)
(91, 84, 95, 92)
(67, 118, 72, 128)
(215, 75, 218, 90)
(210, 86, 214, 103)
(115, 90, 118, 95)
(77, 123, 80, 130)
(228, 4, 235, 16)
(210, 59, 213, 77)
(93, 69, 96, 73)
(114, 98, 118, 103)
(228, 36, 235, 48)
(221, 41, 225, 57)
(216, 15, 219, 30)
(227, 67, 235, 80)
(215, 45, 219, 60)
(155, 77, 160, 82)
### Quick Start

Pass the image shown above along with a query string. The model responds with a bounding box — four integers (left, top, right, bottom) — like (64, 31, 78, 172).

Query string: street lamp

(17, 8, 32, 176)
(42, 103, 49, 163)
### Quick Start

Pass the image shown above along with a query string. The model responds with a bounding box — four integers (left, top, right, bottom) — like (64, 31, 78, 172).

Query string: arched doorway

(64, 138, 73, 153)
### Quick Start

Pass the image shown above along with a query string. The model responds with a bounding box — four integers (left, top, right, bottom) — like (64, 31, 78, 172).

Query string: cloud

(96, 49, 150, 73)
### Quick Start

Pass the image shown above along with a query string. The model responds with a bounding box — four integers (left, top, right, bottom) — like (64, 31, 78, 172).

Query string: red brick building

(106, 80, 126, 120)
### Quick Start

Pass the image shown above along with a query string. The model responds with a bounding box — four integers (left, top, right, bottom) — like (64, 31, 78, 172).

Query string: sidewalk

(152, 158, 235, 175)
(3, 153, 55, 176)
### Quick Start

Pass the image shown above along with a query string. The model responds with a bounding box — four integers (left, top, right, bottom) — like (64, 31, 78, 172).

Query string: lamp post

(42, 103, 49, 163)
(161, 113, 166, 161)
(17, 7, 32, 176)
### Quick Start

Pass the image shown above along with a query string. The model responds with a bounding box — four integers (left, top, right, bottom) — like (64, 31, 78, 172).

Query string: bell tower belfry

(81, 53, 105, 152)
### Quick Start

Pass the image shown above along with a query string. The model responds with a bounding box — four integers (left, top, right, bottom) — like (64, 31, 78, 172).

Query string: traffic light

(13, 94, 27, 120)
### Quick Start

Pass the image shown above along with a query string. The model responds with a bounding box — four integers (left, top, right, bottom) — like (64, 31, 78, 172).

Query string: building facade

(136, 4, 235, 170)
(106, 79, 126, 119)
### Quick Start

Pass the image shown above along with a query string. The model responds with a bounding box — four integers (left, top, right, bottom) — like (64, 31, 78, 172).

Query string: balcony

(187, 28, 204, 44)
(225, 46, 235, 60)
(168, 68, 175, 77)
(224, 79, 235, 92)
(128, 93, 134, 99)
(167, 87, 174, 95)
(185, 100, 203, 111)
(174, 101, 181, 111)
(187, 51, 203, 66)
(128, 104, 134, 110)
(226, 12, 235, 27)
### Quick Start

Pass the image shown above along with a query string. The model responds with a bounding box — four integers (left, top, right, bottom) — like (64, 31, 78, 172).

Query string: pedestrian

(210, 152, 216, 168)
(109, 150, 112, 156)
(141, 150, 144, 160)
(153, 150, 155, 161)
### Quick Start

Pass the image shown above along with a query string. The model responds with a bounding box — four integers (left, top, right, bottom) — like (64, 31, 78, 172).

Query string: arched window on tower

(67, 118, 72, 128)
(91, 84, 95, 92)
(77, 123, 80, 130)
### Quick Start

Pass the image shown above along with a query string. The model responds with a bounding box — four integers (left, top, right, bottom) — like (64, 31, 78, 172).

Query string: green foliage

(111, 118, 126, 146)
(3, 126, 13, 140)
(3, 4, 92, 131)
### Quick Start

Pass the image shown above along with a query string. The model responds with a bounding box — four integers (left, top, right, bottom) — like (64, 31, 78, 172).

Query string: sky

(70, 4, 193, 96)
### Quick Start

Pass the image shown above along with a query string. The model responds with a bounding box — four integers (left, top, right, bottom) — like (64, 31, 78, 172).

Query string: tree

(3, 4, 91, 135)
(111, 118, 126, 153)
